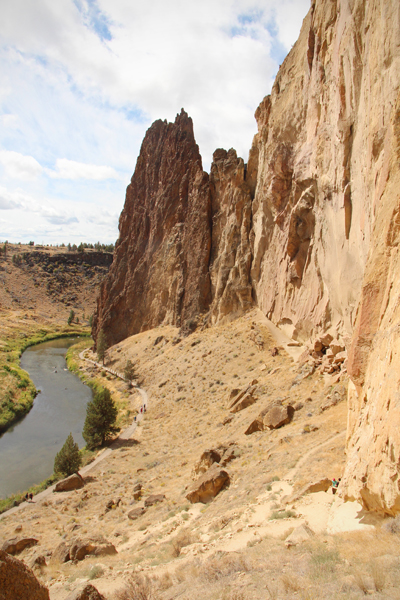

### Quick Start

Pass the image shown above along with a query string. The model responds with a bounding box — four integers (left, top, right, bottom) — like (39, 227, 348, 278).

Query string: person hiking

(332, 479, 339, 494)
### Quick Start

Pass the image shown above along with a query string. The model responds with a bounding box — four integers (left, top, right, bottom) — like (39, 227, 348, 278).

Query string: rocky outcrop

(186, 464, 230, 504)
(92, 0, 400, 514)
(69, 536, 117, 561)
(65, 584, 106, 600)
(127, 507, 146, 520)
(0, 549, 49, 600)
(2, 537, 38, 555)
(245, 402, 294, 435)
(208, 148, 253, 324)
(144, 494, 165, 507)
(192, 444, 239, 478)
(54, 473, 84, 492)
(93, 113, 255, 346)
(93, 110, 212, 345)
(52, 536, 117, 563)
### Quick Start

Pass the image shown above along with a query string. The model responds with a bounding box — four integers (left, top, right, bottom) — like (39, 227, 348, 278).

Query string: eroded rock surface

(91, 0, 400, 514)
(54, 473, 84, 492)
(186, 464, 230, 504)
(93, 110, 212, 345)
(65, 584, 106, 600)
(0, 549, 49, 600)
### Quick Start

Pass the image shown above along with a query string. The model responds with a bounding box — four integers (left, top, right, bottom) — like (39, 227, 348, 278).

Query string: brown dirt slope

(3, 310, 395, 600)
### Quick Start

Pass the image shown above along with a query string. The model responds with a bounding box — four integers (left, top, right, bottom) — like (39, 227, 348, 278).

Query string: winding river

(0, 337, 93, 499)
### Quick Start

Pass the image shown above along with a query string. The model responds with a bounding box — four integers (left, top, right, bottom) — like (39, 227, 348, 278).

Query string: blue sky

(0, 0, 310, 245)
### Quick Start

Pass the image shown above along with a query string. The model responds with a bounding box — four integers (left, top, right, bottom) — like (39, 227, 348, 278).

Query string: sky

(0, 0, 310, 245)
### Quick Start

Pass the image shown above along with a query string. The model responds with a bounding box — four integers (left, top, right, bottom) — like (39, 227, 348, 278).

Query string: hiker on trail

(29, 493, 33, 502)
(24, 493, 29, 502)
(332, 479, 339, 494)
(134, 416, 137, 422)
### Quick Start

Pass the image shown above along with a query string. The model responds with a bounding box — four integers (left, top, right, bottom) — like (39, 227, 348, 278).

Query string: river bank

(0, 312, 90, 433)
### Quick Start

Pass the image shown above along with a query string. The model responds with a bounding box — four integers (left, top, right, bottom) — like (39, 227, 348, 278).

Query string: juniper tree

(124, 359, 136, 382)
(96, 328, 108, 365)
(82, 387, 118, 450)
(54, 433, 82, 477)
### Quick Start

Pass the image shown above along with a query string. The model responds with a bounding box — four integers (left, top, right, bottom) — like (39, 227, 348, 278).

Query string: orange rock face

(94, 111, 253, 346)
(93, 110, 212, 344)
(93, 0, 400, 514)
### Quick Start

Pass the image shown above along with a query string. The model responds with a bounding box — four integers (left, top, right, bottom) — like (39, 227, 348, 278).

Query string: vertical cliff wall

(94, 0, 400, 513)
(247, 0, 400, 513)
(93, 110, 212, 344)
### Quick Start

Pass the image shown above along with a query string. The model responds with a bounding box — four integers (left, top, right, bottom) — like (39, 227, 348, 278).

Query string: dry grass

(199, 552, 253, 583)
(171, 528, 197, 557)
(352, 569, 369, 595)
(113, 575, 160, 600)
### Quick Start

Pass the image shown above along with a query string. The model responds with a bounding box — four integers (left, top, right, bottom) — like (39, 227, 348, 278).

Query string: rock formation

(94, 0, 400, 514)
(0, 549, 49, 600)
(93, 110, 212, 344)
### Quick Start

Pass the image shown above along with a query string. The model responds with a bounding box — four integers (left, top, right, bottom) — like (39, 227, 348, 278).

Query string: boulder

(51, 541, 70, 564)
(285, 524, 314, 547)
(230, 391, 257, 413)
(219, 444, 240, 466)
(244, 416, 264, 435)
(29, 554, 47, 569)
(2, 537, 38, 555)
(105, 498, 121, 512)
(144, 494, 165, 507)
(186, 464, 230, 504)
(69, 536, 117, 561)
(333, 351, 347, 365)
(54, 473, 84, 492)
(127, 507, 146, 520)
(0, 549, 49, 600)
(192, 449, 221, 477)
(228, 384, 257, 410)
(65, 584, 106, 600)
(263, 404, 295, 429)
(132, 483, 142, 500)
(301, 478, 332, 495)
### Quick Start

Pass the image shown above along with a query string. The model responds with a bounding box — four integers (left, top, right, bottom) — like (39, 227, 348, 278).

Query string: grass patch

(269, 510, 296, 520)
(0, 473, 60, 515)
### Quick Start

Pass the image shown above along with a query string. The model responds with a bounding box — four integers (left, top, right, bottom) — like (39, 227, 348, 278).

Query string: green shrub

(54, 433, 82, 477)
(82, 386, 118, 450)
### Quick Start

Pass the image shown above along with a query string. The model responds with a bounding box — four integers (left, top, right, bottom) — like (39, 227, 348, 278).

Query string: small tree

(124, 359, 136, 382)
(54, 433, 82, 477)
(82, 387, 118, 450)
(97, 328, 108, 365)
(68, 309, 75, 325)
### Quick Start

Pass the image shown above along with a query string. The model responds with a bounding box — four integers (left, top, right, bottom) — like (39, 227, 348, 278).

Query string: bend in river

(0, 337, 93, 499)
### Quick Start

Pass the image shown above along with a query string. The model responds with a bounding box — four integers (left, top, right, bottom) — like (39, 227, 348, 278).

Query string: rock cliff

(94, 0, 400, 513)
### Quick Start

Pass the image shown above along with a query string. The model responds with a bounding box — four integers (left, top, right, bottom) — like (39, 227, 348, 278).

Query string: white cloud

(0, 150, 43, 180)
(48, 159, 119, 180)
(0, 0, 310, 243)
(0, 187, 24, 210)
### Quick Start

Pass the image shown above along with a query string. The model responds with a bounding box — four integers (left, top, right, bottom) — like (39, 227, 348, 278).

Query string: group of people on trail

(134, 404, 147, 422)
(24, 493, 34, 502)
(332, 478, 341, 494)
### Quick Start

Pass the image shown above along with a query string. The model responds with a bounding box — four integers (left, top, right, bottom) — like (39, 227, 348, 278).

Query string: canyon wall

(94, 0, 400, 512)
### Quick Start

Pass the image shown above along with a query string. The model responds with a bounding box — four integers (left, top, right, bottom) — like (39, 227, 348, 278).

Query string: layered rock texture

(94, 0, 400, 514)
